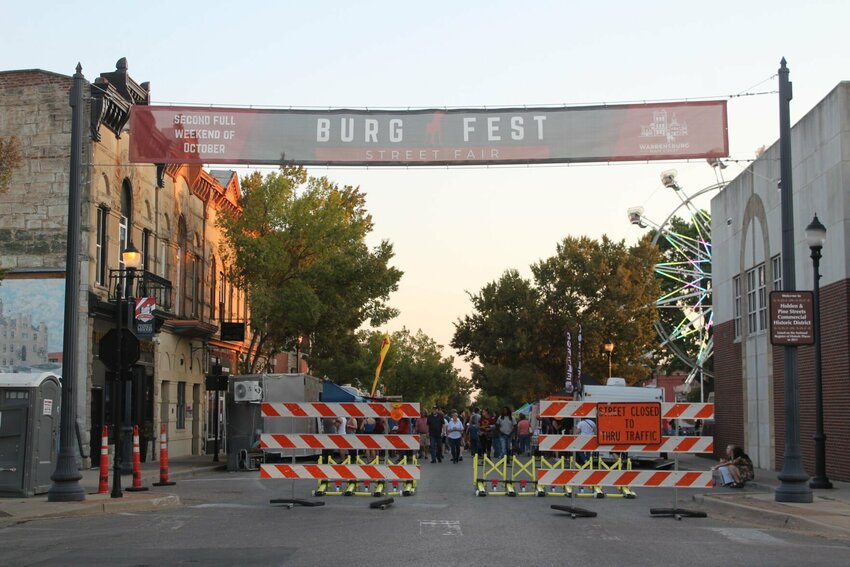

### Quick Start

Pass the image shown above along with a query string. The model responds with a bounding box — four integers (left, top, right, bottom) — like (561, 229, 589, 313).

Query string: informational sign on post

(596, 402, 662, 445)
(769, 291, 814, 345)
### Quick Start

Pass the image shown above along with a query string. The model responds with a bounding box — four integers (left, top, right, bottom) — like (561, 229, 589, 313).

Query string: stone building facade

(0, 59, 250, 464)
(711, 81, 850, 482)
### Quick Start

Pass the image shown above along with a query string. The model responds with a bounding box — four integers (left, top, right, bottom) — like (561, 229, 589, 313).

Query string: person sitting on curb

(712, 444, 754, 488)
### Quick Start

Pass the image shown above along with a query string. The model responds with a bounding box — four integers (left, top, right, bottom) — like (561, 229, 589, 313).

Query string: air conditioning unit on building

(234, 380, 262, 402)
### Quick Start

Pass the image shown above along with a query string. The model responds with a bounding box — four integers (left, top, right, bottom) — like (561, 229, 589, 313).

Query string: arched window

(160, 214, 170, 279)
(219, 265, 226, 321)
(177, 215, 187, 316)
(119, 179, 133, 269)
(210, 257, 217, 321)
(141, 229, 151, 272)
(95, 204, 109, 285)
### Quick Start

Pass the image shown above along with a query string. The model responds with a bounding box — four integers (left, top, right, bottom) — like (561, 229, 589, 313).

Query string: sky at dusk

(3, 1, 849, 377)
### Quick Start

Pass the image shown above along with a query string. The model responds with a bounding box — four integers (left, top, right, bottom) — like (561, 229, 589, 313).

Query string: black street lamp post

(775, 58, 812, 503)
(111, 243, 141, 498)
(48, 64, 86, 502)
(805, 214, 832, 490)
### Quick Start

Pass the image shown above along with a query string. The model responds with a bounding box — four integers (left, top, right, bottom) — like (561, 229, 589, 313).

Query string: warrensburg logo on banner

(135, 297, 156, 338)
(129, 101, 727, 167)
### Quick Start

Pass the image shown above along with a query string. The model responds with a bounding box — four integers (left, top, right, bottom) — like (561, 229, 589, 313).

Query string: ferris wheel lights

(660, 169, 680, 190)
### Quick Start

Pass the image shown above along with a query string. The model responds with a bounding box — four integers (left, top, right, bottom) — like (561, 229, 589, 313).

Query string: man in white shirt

(575, 418, 596, 466)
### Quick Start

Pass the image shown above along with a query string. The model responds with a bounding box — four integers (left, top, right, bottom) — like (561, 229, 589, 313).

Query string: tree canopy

(217, 167, 402, 371)
(453, 234, 660, 402)
(310, 328, 470, 409)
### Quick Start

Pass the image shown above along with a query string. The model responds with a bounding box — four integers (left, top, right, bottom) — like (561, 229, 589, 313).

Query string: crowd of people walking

(413, 406, 533, 463)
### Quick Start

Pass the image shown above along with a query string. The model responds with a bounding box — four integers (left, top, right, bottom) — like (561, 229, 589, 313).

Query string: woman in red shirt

(516, 413, 532, 456)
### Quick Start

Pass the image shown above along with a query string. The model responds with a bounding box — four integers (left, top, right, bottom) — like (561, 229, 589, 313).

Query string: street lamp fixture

(111, 241, 142, 498)
(295, 335, 303, 374)
(805, 214, 832, 490)
(122, 241, 142, 270)
(603, 338, 614, 379)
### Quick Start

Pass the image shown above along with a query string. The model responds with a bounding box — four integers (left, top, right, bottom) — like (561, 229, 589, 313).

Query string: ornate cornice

(90, 57, 149, 141)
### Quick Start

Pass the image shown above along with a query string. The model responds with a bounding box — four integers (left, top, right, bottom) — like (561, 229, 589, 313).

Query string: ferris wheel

(628, 165, 728, 387)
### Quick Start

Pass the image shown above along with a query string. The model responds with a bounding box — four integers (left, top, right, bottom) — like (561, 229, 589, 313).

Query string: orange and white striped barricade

(261, 462, 420, 498)
(537, 434, 714, 455)
(538, 433, 715, 498)
(536, 469, 713, 488)
(260, 434, 420, 496)
(536, 455, 569, 497)
(260, 433, 419, 453)
(538, 401, 715, 421)
(260, 401, 420, 504)
(261, 402, 421, 419)
(537, 400, 715, 519)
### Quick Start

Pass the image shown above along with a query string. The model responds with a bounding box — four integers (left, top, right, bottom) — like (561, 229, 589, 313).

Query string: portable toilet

(0, 372, 61, 496)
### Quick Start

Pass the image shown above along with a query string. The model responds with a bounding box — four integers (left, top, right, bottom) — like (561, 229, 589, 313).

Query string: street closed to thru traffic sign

(596, 402, 662, 445)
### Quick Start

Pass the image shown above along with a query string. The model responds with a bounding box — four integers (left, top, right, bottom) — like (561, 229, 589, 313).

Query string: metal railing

(108, 269, 173, 312)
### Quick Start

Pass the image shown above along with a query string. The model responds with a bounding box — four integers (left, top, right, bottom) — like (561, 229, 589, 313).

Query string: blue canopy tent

(321, 381, 366, 402)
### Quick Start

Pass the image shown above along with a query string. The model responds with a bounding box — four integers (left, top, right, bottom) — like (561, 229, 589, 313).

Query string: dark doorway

(89, 387, 104, 465)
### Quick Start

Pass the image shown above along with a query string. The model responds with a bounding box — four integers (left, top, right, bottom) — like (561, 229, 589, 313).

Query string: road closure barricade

(474, 454, 510, 496)
(259, 402, 421, 502)
(537, 399, 714, 519)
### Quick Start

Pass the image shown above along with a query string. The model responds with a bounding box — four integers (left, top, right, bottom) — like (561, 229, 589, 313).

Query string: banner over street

(129, 101, 728, 166)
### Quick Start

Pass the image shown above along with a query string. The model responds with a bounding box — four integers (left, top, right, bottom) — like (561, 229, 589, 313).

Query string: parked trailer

(226, 373, 323, 471)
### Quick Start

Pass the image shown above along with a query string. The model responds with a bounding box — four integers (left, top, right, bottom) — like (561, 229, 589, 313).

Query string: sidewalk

(0, 455, 224, 527)
(678, 454, 850, 540)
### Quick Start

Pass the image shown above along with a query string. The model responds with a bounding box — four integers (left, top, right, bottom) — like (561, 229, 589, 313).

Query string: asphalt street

(1, 455, 848, 566)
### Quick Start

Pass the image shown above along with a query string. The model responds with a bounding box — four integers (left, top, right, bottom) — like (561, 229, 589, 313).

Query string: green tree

(453, 234, 660, 402)
(311, 328, 468, 409)
(217, 167, 402, 371)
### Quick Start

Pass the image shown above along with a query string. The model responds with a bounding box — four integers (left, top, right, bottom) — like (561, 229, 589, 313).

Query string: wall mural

(0, 276, 64, 372)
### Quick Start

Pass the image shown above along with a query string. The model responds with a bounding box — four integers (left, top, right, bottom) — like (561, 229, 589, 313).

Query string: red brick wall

(773, 278, 850, 481)
(713, 319, 743, 459)
(0, 69, 72, 89)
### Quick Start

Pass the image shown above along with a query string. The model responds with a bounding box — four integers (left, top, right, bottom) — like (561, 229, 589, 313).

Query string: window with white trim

(757, 264, 767, 331)
(732, 276, 741, 339)
(746, 263, 767, 333)
(772, 255, 782, 291)
(95, 206, 108, 285)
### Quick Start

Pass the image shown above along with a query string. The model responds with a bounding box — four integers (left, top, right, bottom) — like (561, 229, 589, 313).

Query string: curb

(0, 494, 180, 527)
(694, 492, 850, 541)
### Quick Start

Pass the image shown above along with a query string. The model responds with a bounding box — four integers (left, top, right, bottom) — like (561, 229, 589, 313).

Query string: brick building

(711, 81, 850, 481)
(0, 59, 251, 464)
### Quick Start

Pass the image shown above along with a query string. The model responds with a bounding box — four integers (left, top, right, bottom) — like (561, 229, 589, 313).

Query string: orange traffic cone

(152, 423, 176, 486)
(97, 425, 109, 494)
(126, 425, 149, 492)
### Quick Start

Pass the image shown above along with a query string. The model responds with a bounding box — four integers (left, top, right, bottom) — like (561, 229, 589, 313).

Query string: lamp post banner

(129, 101, 728, 166)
